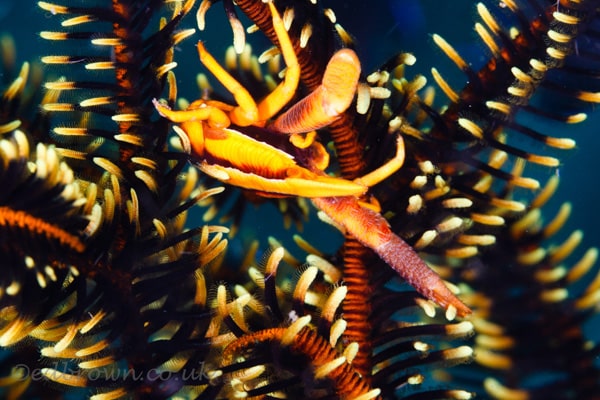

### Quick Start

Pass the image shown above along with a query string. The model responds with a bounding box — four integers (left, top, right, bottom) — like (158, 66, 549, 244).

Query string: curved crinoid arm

(222, 318, 382, 400)
(0, 54, 96, 284)
(0, 129, 95, 312)
(0, 144, 230, 399)
(447, 174, 600, 399)
(424, 0, 600, 195)
(199, 249, 380, 399)
(0, 140, 90, 255)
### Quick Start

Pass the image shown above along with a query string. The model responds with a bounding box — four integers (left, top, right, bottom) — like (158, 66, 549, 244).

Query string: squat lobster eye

(154, 0, 471, 318)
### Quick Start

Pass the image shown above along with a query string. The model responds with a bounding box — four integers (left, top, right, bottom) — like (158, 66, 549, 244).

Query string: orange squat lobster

(153, 2, 471, 318)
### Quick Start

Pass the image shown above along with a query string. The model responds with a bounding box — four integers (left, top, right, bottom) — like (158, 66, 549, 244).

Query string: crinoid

(1, 1, 229, 398)
(356, 0, 600, 397)
(0, 0, 599, 399)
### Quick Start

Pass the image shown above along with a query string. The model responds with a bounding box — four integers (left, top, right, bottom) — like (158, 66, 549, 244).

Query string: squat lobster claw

(153, 1, 471, 317)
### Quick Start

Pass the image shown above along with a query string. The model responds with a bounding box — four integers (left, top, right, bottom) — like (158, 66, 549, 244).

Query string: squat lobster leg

(311, 137, 470, 318)
(194, 1, 300, 127)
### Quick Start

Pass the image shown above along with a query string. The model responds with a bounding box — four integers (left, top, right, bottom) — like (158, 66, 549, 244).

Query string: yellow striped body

(198, 128, 367, 198)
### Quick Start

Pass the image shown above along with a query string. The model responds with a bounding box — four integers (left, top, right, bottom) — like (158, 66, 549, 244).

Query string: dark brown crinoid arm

(0, 1, 232, 398)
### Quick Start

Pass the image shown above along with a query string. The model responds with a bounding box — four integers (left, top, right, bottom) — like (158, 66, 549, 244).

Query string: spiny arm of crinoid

(311, 196, 471, 318)
(0, 206, 86, 253)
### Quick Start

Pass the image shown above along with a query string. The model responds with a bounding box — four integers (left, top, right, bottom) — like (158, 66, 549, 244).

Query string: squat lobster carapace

(153, 1, 471, 318)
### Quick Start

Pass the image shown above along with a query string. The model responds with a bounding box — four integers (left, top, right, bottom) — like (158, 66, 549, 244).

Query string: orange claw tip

(427, 281, 472, 319)
(404, 265, 472, 319)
